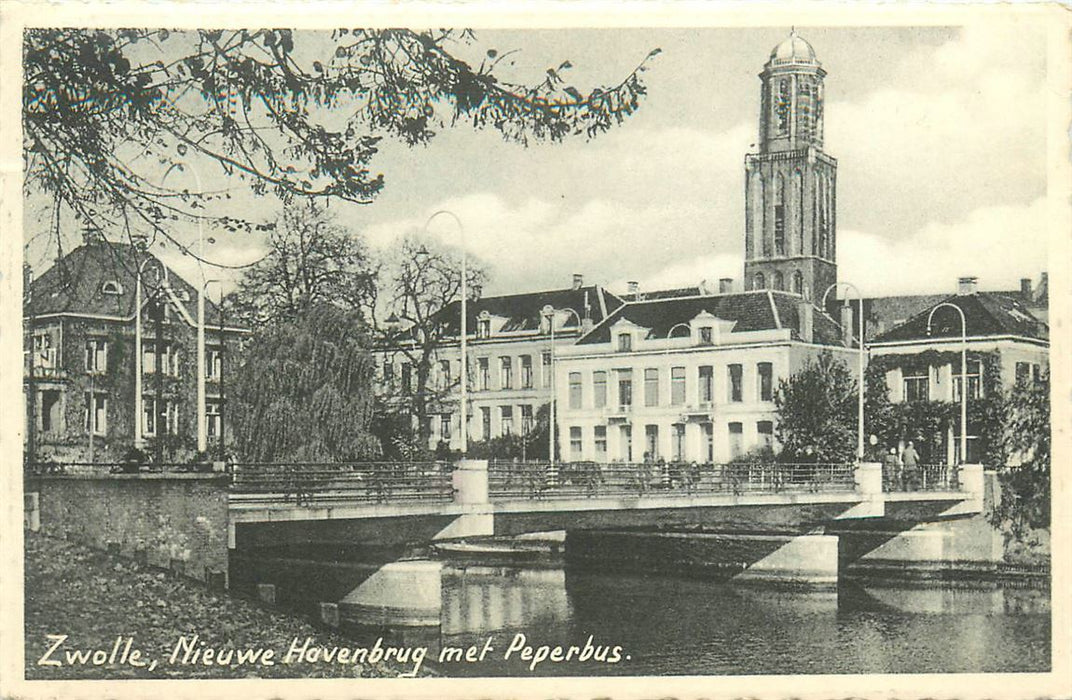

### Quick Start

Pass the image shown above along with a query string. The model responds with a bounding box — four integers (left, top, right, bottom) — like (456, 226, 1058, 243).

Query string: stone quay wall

(27, 473, 231, 588)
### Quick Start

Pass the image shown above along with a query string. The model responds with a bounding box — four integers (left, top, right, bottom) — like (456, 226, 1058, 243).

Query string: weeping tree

(774, 350, 857, 463)
(24, 28, 658, 271)
(992, 368, 1050, 537)
(230, 303, 380, 462)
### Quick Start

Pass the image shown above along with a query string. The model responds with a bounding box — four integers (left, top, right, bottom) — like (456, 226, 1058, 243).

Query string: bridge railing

(881, 463, 960, 493)
(488, 460, 856, 500)
(24, 461, 214, 476)
(229, 462, 454, 505)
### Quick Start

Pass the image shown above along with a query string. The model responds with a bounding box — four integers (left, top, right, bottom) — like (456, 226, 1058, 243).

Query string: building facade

(555, 290, 856, 464)
(23, 236, 248, 464)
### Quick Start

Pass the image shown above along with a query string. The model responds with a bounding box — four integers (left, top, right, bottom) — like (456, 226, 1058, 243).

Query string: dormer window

(617, 333, 633, 352)
(476, 311, 492, 339)
(101, 280, 123, 295)
(699, 327, 714, 345)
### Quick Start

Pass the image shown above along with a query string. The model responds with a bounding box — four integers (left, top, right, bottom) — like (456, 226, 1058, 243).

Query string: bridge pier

(434, 459, 494, 540)
(732, 534, 839, 588)
(338, 560, 443, 627)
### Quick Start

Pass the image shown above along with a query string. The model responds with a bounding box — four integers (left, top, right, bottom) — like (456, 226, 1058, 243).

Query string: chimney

(581, 317, 594, 334)
(571, 273, 584, 290)
(840, 303, 854, 348)
(1020, 277, 1032, 301)
(719, 278, 733, 294)
(471, 283, 483, 300)
(797, 300, 813, 343)
(627, 281, 639, 297)
(957, 276, 978, 296)
(82, 225, 104, 246)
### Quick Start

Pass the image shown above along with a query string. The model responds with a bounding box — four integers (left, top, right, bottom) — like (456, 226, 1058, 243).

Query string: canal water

(426, 563, 1050, 676)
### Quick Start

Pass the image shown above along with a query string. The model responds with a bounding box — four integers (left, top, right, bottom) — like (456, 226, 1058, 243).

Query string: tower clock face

(775, 79, 790, 134)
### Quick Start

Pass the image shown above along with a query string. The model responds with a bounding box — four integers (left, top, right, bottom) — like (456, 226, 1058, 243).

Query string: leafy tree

(230, 200, 376, 328)
(774, 350, 857, 463)
(377, 235, 488, 446)
(24, 28, 657, 265)
(992, 369, 1050, 536)
(230, 303, 379, 462)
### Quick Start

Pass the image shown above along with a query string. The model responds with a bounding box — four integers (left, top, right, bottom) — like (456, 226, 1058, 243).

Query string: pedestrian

(883, 447, 902, 491)
(902, 440, 920, 490)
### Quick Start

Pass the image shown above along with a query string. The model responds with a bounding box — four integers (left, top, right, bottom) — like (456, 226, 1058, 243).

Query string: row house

(867, 276, 1049, 466)
(554, 288, 856, 464)
(23, 235, 248, 464)
(376, 275, 624, 450)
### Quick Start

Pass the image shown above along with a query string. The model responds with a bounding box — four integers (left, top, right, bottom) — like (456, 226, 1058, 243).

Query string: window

(617, 369, 633, 409)
(620, 425, 633, 461)
(903, 367, 929, 403)
(753, 272, 765, 290)
(617, 333, 633, 352)
(206, 401, 221, 439)
(702, 422, 714, 462)
(40, 390, 61, 433)
(101, 280, 123, 295)
(953, 359, 983, 401)
(757, 421, 774, 449)
(772, 271, 784, 291)
(401, 362, 413, 395)
(644, 368, 660, 407)
(757, 362, 773, 402)
(478, 357, 490, 390)
(500, 357, 513, 390)
(672, 423, 686, 462)
(542, 352, 553, 388)
(699, 327, 714, 345)
(670, 367, 686, 406)
(792, 270, 804, 296)
(440, 413, 452, 441)
(644, 425, 659, 461)
(83, 393, 107, 436)
(143, 398, 178, 437)
(84, 338, 107, 373)
(728, 364, 743, 402)
(1032, 364, 1041, 384)
(728, 422, 744, 459)
(593, 371, 607, 408)
(699, 366, 714, 404)
(569, 372, 583, 409)
(439, 360, 451, 389)
(520, 355, 533, 389)
(481, 407, 492, 440)
(570, 427, 583, 458)
(521, 405, 534, 435)
(477, 318, 491, 339)
(382, 359, 394, 382)
(773, 177, 786, 256)
(206, 347, 223, 380)
(31, 333, 56, 369)
(1015, 362, 1031, 386)
(595, 426, 607, 459)
(500, 406, 514, 436)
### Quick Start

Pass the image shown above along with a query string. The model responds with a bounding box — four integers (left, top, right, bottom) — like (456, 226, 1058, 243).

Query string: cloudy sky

(25, 23, 1050, 300)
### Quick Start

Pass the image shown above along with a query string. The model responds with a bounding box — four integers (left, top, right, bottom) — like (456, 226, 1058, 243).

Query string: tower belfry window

(774, 176, 786, 256)
(775, 79, 790, 134)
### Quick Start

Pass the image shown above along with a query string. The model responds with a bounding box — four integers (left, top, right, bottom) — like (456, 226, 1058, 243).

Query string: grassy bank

(24, 533, 430, 679)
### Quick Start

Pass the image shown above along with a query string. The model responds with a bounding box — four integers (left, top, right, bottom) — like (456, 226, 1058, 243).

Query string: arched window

(101, 280, 123, 295)
(775, 79, 790, 134)
(772, 271, 784, 291)
(774, 175, 786, 256)
(792, 270, 805, 296)
(753, 272, 766, 290)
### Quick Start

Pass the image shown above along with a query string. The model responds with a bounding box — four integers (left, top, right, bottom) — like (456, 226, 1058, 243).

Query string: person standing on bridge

(901, 441, 920, 491)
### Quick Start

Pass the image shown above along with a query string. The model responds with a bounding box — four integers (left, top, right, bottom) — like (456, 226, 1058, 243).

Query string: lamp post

(134, 256, 167, 450)
(426, 211, 468, 454)
(821, 282, 865, 461)
(542, 305, 582, 464)
(926, 302, 968, 465)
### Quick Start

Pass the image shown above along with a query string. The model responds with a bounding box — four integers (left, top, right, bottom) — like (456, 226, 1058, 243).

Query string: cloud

(839, 198, 1048, 297)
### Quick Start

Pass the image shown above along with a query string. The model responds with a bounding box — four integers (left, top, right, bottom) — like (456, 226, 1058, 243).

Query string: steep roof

(435, 285, 624, 335)
(576, 290, 845, 347)
(871, 292, 1048, 344)
(24, 240, 232, 328)
(620, 286, 702, 302)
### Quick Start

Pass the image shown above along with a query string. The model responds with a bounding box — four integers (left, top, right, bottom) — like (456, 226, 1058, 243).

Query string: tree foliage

(24, 28, 657, 263)
(230, 200, 376, 328)
(774, 350, 857, 463)
(230, 303, 379, 462)
(992, 369, 1050, 536)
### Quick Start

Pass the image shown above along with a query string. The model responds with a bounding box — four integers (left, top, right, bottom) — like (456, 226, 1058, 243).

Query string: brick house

(23, 235, 248, 465)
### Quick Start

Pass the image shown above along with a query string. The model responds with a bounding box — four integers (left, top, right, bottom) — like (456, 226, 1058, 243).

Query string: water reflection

(436, 563, 1050, 676)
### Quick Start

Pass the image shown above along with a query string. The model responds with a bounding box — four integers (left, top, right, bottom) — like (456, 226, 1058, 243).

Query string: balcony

(604, 404, 633, 421)
(681, 402, 715, 420)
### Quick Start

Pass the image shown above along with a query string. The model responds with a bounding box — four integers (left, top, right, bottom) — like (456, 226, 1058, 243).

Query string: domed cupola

(768, 29, 819, 67)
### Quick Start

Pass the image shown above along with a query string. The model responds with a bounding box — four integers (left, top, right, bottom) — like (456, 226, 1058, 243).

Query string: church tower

(744, 30, 836, 300)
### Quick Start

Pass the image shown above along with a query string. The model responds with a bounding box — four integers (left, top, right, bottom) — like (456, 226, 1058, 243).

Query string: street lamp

(926, 302, 968, 465)
(542, 305, 582, 464)
(134, 256, 168, 449)
(821, 282, 865, 461)
(426, 210, 468, 454)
